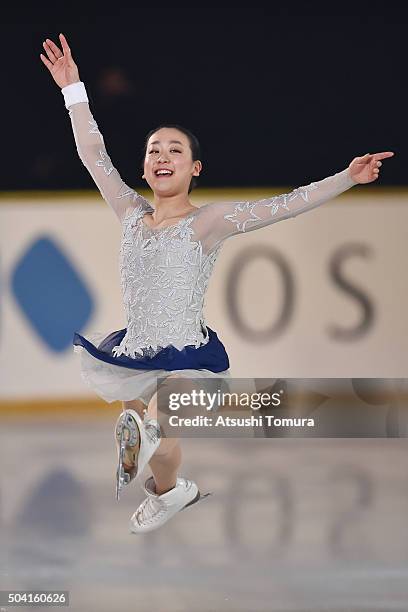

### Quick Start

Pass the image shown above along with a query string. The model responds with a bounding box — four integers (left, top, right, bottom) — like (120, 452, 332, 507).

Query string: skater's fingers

(59, 33, 72, 58)
(40, 53, 53, 72)
(45, 38, 63, 59)
(43, 41, 58, 64)
(373, 151, 395, 160)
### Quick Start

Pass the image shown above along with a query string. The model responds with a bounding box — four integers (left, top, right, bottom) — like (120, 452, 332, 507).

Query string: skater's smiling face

(142, 127, 202, 196)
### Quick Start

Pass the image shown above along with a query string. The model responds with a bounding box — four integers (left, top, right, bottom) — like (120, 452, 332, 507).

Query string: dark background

(2, 7, 407, 191)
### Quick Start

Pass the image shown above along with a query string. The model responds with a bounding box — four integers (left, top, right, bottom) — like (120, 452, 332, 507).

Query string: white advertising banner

(1, 188, 407, 401)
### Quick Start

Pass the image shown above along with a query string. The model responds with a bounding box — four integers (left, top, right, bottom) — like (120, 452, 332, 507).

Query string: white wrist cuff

(61, 81, 89, 109)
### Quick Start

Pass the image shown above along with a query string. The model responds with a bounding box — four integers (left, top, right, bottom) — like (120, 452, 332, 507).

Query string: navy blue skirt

(72, 326, 230, 373)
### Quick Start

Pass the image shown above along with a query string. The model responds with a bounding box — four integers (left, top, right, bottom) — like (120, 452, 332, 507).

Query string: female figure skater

(40, 33, 394, 534)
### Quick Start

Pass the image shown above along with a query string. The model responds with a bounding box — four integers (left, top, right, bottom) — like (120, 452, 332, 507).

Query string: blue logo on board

(11, 237, 94, 352)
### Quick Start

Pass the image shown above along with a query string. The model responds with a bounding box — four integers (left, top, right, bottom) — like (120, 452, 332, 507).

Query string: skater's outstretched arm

(193, 153, 394, 252)
(40, 33, 152, 223)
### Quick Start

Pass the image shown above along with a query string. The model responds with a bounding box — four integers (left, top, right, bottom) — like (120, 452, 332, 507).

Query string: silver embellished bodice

(65, 83, 358, 360)
(111, 206, 222, 358)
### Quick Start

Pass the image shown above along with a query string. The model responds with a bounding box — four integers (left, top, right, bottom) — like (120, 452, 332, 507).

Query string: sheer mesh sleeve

(192, 167, 358, 253)
(62, 82, 152, 223)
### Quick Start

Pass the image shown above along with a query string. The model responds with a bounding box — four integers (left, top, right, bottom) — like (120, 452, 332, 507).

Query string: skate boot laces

(136, 496, 169, 526)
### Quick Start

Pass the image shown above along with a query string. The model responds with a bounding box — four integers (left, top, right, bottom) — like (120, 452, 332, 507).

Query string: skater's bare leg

(145, 386, 182, 494)
(148, 441, 182, 495)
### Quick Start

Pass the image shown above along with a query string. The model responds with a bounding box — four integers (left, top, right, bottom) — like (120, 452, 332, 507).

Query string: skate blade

(115, 413, 134, 501)
(116, 439, 130, 501)
(181, 490, 212, 511)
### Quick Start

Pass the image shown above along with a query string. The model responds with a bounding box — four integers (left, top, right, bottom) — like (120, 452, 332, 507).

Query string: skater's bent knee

(122, 399, 147, 417)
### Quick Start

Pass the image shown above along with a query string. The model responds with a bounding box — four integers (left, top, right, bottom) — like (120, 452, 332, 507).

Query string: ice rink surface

(1, 410, 408, 612)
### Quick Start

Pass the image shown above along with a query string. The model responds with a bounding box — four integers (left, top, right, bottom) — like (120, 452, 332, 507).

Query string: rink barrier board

(0, 185, 407, 204)
(0, 397, 120, 418)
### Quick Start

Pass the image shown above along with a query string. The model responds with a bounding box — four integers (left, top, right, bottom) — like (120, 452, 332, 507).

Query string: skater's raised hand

(348, 151, 394, 184)
(40, 33, 80, 89)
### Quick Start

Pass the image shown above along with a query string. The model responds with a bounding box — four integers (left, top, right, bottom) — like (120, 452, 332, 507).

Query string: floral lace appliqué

(111, 211, 222, 359)
(88, 119, 101, 135)
(223, 182, 321, 232)
(95, 150, 114, 176)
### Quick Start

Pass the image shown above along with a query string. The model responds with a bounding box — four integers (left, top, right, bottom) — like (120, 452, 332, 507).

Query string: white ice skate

(129, 475, 211, 534)
(115, 409, 161, 500)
